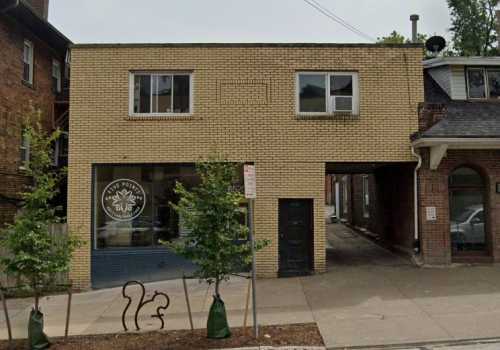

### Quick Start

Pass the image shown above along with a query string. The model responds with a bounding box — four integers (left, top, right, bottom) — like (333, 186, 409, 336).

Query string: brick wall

(68, 44, 424, 288)
(25, 0, 50, 20)
(418, 149, 500, 264)
(0, 14, 64, 225)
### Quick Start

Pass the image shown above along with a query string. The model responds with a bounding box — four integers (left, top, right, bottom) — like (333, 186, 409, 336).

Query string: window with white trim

(362, 175, 370, 218)
(467, 67, 500, 99)
(297, 72, 359, 115)
(130, 73, 192, 115)
(52, 59, 62, 93)
(20, 129, 30, 168)
(23, 40, 34, 85)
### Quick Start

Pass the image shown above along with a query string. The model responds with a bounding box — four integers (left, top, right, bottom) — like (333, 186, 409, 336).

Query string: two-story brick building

(0, 0, 71, 224)
(68, 43, 424, 289)
(414, 57, 500, 265)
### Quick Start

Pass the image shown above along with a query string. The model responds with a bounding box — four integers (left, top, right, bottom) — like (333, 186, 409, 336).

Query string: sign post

(243, 164, 258, 338)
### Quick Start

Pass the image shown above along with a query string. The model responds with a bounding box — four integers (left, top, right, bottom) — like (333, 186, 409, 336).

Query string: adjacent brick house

(414, 57, 500, 264)
(68, 43, 424, 289)
(0, 0, 71, 224)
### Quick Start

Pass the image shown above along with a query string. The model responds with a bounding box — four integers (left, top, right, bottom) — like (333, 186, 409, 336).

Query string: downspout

(411, 146, 422, 253)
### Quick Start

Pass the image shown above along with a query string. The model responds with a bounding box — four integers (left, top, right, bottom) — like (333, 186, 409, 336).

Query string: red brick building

(0, 0, 71, 225)
(414, 57, 500, 264)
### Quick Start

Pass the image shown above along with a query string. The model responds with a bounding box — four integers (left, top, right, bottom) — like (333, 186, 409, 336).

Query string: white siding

(428, 66, 452, 97)
(450, 65, 467, 100)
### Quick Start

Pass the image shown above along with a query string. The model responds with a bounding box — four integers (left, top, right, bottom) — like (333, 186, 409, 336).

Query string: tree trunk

(215, 278, 220, 297)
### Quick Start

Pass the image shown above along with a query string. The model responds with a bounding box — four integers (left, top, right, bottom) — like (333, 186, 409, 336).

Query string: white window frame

(129, 72, 194, 117)
(466, 67, 500, 100)
(19, 129, 30, 169)
(296, 71, 359, 116)
(23, 40, 34, 85)
(52, 59, 62, 93)
(362, 175, 370, 219)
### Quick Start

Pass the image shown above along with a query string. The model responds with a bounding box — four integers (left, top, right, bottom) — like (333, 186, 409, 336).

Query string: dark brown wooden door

(278, 199, 313, 277)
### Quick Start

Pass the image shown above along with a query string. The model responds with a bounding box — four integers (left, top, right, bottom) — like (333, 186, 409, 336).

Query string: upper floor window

(297, 72, 359, 115)
(20, 129, 30, 168)
(23, 40, 34, 85)
(467, 67, 500, 99)
(130, 72, 192, 116)
(52, 59, 62, 93)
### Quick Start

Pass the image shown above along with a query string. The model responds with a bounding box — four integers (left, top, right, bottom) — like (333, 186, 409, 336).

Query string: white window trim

(52, 59, 62, 93)
(466, 67, 500, 100)
(23, 40, 34, 85)
(129, 72, 194, 117)
(296, 71, 359, 116)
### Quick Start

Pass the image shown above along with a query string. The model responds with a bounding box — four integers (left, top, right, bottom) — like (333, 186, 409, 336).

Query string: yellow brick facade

(68, 44, 424, 288)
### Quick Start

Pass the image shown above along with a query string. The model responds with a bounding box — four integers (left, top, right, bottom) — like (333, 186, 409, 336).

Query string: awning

(412, 137, 500, 170)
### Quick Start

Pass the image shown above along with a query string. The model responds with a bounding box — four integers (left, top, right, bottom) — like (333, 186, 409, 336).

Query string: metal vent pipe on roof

(410, 14, 420, 43)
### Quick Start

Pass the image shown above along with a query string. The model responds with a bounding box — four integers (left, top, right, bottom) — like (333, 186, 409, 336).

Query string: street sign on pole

(244, 165, 256, 199)
(244, 164, 258, 338)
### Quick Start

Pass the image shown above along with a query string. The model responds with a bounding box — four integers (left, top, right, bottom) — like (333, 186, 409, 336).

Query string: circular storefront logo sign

(101, 179, 146, 221)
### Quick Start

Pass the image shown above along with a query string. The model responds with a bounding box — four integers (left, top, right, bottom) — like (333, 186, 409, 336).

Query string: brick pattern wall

(418, 149, 500, 264)
(68, 45, 424, 288)
(25, 0, 50, 20)
(0, 14, 64, 225)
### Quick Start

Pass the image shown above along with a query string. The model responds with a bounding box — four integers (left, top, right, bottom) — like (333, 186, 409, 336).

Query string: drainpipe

(411, 146, 422, 253)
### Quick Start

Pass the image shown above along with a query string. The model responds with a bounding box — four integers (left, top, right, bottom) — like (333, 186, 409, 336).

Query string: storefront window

(94, 164, 199, 249)
(449, 167, 486, 254)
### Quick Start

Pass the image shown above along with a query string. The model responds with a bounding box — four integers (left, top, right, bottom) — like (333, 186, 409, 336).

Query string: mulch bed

(0, 323, 324, 349)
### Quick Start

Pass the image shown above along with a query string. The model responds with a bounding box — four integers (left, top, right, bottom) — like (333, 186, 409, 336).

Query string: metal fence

(0, 223, 69, 288)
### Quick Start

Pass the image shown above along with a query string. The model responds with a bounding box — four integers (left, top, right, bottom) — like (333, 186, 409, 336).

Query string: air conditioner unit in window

(333, 96, 353, 113)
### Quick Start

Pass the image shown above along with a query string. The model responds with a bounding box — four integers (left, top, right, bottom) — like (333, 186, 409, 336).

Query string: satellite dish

(425, 36, 446, 54)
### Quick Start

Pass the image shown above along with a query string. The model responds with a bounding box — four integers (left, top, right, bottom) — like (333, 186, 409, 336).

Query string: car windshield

(452, 209, 476, 223)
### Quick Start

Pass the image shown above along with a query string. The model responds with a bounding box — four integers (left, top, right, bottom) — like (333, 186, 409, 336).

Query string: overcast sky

(49, 0, 451, 44)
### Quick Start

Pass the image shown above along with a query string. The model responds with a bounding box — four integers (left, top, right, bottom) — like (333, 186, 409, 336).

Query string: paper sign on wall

(244, 165, 256, 199)
(426, 206, 437, 221)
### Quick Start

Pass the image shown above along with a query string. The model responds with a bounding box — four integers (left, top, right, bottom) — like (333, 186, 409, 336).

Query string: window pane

(134, 75, 151, 113)
(450, 191, 485, 253)
(487, 70, 500, 99)
(23, 63, 30, 82)
(299, 74, 326, 113)
(23, 44, 30, 62)
(331, 75, 353, 96)
(468, 69, 486, 98)
(173, 75, 190, 113)
(449, 167, 484, 187)
(152, 75, 172, 113)
(94, 165, 205, 249)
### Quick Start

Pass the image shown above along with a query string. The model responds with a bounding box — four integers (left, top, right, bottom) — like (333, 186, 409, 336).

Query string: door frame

(278, 198, 314, 277)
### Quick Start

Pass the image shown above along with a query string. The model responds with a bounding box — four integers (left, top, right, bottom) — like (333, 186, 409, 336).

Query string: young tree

(168, 158, 268, 339)
(377, 30, 427, 44)
(448, 0, 499, 56)
(0, 107, 80, 304)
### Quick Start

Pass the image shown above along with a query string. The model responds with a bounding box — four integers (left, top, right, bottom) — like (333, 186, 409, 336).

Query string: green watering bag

(207, 295, 231, 339)
(28, 309, 50, 350)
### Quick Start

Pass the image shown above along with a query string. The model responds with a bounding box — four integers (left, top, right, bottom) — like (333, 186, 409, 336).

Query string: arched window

(449, 167, 486, 255)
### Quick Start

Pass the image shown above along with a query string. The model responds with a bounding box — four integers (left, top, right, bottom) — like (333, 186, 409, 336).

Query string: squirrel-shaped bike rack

(121, 280, 170, 331)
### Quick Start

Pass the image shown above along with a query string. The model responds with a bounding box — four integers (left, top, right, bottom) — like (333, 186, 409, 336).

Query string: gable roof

(1, 0, 71, 54)
(415, 72, 500, 140)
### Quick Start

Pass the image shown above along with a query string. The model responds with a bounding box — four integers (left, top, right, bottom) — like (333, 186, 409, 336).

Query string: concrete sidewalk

(3, 226, 500, 348)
